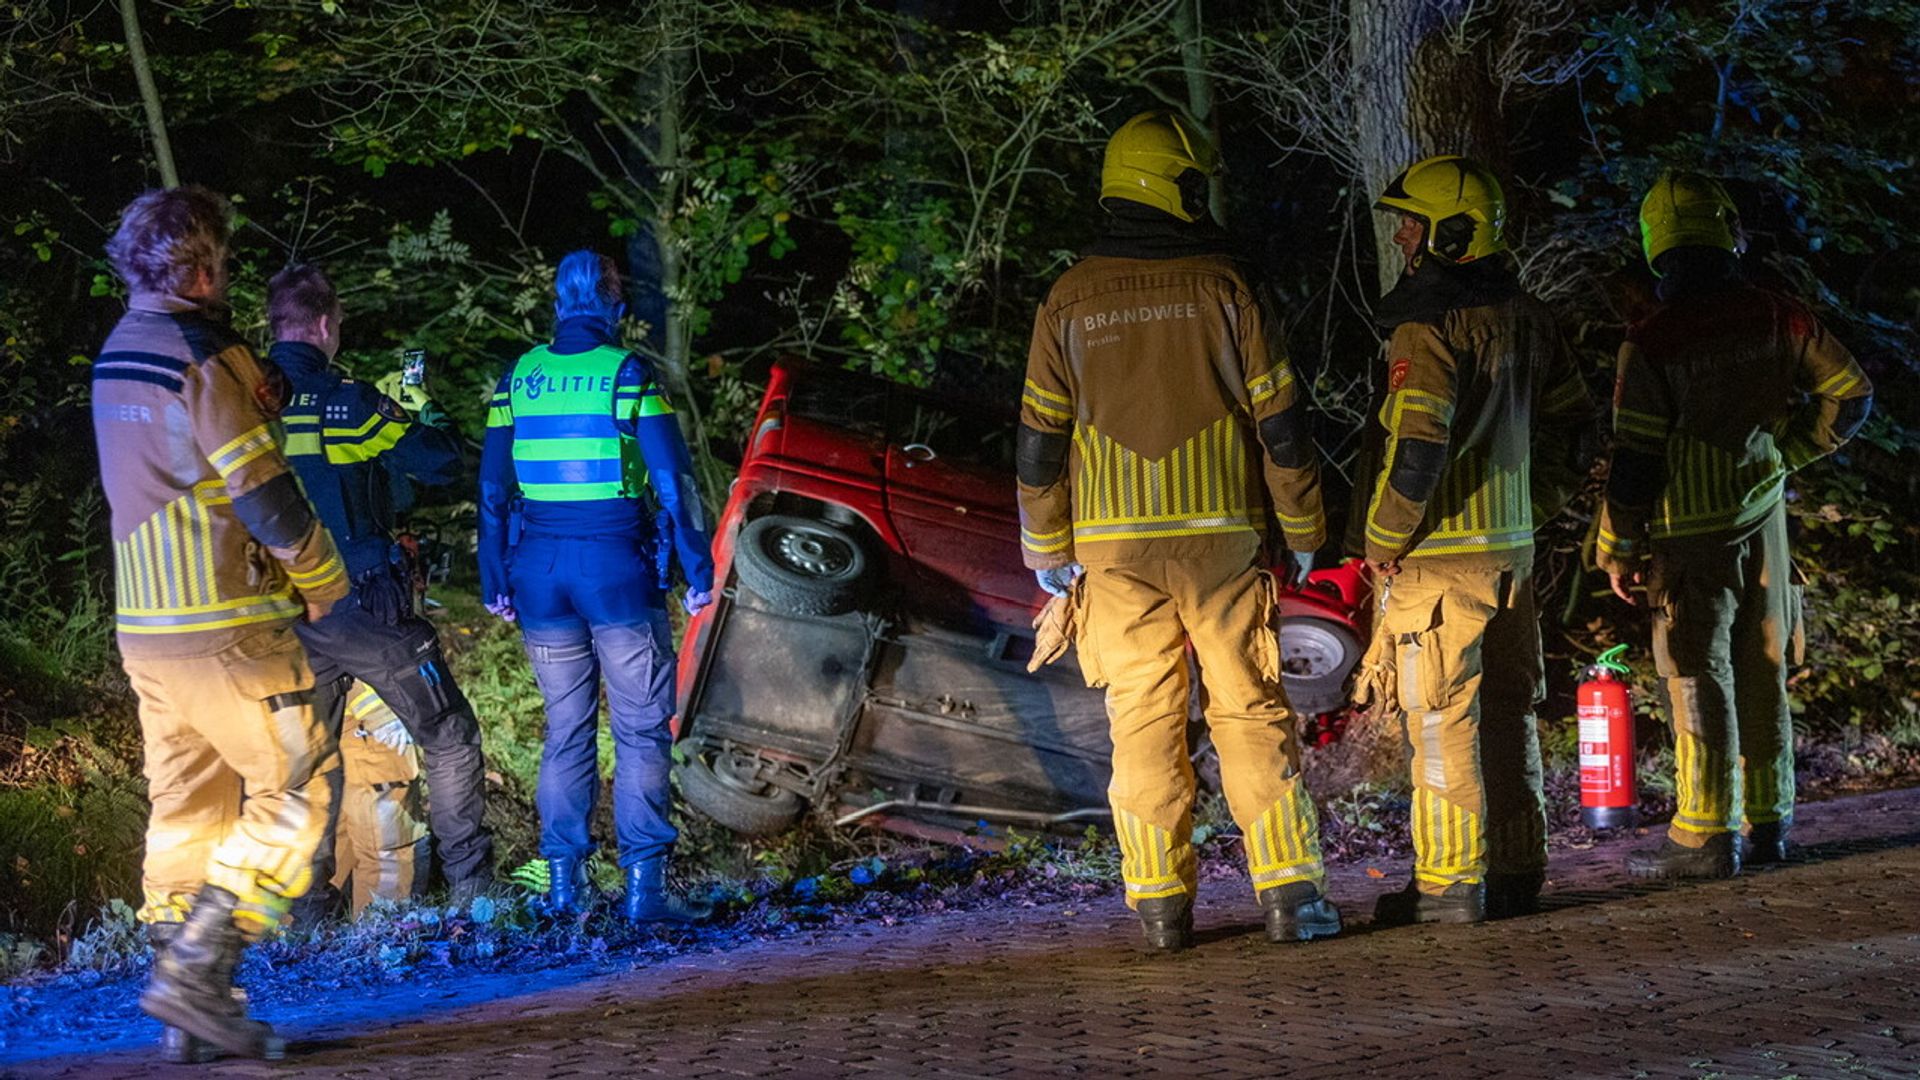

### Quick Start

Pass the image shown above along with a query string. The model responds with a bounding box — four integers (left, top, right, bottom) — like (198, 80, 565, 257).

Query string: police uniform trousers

(1378, 555, 1547, 895)
(296, 592, 492, 889)
(1078, 537, 1326, 908)
(126, 624, 338, 936)
(331, 682, 430, 912)
(1649, 503, 1799, 845)
(508, 532, 679, 869)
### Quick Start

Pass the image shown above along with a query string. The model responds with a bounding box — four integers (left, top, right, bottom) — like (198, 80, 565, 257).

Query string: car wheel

(1280, 616, 1363, 716)
(733, 514, 872, 617)
(675, 747, 807, 837)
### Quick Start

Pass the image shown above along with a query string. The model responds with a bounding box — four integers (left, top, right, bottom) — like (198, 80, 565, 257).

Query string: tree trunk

(118, 0, 178, 186)
(1347, 0, 1504, 295)
(1170, 0, 1226, 226)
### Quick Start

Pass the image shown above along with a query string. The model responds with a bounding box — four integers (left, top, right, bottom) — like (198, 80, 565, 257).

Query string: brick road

(13, 787, 1920, 1080)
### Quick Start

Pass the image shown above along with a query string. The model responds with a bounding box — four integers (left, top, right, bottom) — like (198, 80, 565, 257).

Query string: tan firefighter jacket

(1018, 253, 1324, 569)
(92, 297, 349, 659)
(1363, 288, 1595, 566)
(1596, 284, 1872, 573)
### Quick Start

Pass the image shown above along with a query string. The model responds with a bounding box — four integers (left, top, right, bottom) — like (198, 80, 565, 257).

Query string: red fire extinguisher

(1579, 644, 1638, 829)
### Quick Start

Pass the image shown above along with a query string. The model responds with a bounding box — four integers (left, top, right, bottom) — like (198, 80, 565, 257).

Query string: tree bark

(1171, 0, 1226, 226)
(118, 0, 178, 186)
(1347, 0, 1504, 295)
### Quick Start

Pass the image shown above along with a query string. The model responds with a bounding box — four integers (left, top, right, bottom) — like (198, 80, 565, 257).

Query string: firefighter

(331, 681, 431, 912)
(1599, 171, 1872, 879)
(1018, 110, 1340, 952)
(1360, 156, 1599, 925)
(476, 250, 715, 923)
(266, 263, 495, 905)
(95, 186, 349, 1060)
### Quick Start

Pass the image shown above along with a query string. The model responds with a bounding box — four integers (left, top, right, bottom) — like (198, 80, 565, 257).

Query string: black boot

(138, 886, 284, 1061)
(622, 860, 713, 925)
(1625, 833, 1740, 880)
(449, 872, 494, 908)
(544, 855, 589, 914)
(1744, 821, 1791, 865)
(1259, 882, 1342, 943)
(1373, 881, 1486, 926)
(1485, 870, 1545, 919)
(1134, 894, 1193, 952)
(146, 924, 216, 1064)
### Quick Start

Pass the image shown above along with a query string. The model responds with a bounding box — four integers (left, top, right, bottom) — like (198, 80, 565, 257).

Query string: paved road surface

(11, 787, 1920, 1079)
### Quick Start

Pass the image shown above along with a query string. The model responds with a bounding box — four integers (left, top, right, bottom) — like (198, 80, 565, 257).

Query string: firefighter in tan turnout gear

(1599, 171, 1872, 879)
(1360, 156, 1599, 926)
(92, 186, 349, 1060)
(331, 681, 431, 912)
(1018, 110, 1340, 952)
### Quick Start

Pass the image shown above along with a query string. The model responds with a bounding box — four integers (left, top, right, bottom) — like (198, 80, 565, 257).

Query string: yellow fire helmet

(1639, 169, 1742, 273)
(1374, 155, 1508, 264)
(1100, 110, 1219, 223)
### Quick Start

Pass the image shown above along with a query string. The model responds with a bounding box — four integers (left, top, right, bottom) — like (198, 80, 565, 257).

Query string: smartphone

(401, 349, 427, 387)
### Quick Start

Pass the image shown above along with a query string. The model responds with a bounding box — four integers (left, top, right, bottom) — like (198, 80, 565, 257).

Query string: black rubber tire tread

(732, 514, 872, 617)
(674, 753, 806, 837)
(1280, 616, 1364, 716)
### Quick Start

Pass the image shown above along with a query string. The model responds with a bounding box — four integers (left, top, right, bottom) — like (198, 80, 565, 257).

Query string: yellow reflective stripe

(323, 412, 386, 440)
(1814, 364, 1864, 396)
(487, 405, 514, 429)
(638, 392, 675, 418)
(324, 420, 407, 464)
(1394, 389, 1453, 424)
(288, 553, 344, 588)
(1245, 362, 1295, 406)
(1022, 391, 1071, 422)
(1023, 380, 1069, 406)
(284, 431, 322, 457)
(209, 425, 276, 479)
(1614, 407, 1667, 441)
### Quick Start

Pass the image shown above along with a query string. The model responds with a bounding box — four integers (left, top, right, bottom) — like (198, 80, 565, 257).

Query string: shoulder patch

(1388, 357, 1412, 390)
(375, 394, 411, 423)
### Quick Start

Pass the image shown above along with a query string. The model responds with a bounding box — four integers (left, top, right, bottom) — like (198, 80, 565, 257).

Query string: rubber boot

(1744, 821, 1791, 866)
(146, 924, 216, 1064)
(1259, 881, 1342, 943)
(1626, 833, 1740, 880)
(1134, 894, 1193, 953)
(138, 886, 285, 1061)
(1373, 881, 1487, 926)
(622, 861, 713, 926)
(544, 855, 589, 914)
(1485, 870, 1545, 919)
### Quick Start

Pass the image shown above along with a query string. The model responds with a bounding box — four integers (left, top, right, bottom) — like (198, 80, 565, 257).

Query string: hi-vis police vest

(490, 343, 670, 504)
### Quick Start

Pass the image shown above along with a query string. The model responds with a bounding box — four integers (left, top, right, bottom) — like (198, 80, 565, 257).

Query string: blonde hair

(105, 186, 232, 295)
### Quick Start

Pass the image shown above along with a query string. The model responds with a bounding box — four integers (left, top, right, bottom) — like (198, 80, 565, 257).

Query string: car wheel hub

(773, 529, 852, 578)
(1281, 622, 1346, 678)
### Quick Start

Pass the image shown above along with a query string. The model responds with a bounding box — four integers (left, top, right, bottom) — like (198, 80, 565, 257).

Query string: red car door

(882, 393, 1040, 627)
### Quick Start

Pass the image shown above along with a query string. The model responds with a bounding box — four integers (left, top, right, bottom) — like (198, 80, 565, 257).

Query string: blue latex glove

(1280, 549, 1315, 590)
(1035, 564, 1082, 597)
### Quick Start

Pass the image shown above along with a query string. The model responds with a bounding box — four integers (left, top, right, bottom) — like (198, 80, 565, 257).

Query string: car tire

(733, 514, 872, 617)
(1280, 616, 1363, 716)
(675, 748, 807, 837)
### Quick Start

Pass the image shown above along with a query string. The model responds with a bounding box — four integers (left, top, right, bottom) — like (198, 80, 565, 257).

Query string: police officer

(477, 250, 715, 923)
(1599, 171, 1872, 879)
(95, 186, 348, 1060)
(1018, 111, 1339, 952)
(329, 681, 431, 911)
(265, 263, 495, 904)
(1360, 156, 1598, 925)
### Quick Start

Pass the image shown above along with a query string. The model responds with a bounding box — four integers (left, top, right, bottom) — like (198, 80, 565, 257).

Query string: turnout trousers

(126, 624, 337, 937)
(297, 597, 494, 889)
(1378, 555, 1547, 895)
(331, 681, 430, 912)
(509, 533, 679, 869)
(1649, 503, 1799, 845)
(1078, 540, 1326, 908)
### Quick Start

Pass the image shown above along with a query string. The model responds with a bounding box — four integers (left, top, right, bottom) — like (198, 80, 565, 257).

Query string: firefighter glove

(370, 718, 415, 753)
(1035, 564, 1082, 598)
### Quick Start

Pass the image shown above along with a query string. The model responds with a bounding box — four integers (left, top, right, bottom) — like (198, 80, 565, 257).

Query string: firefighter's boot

(139, 887, 284, 1061)
(622, 861, 713, 926)
(1625, 833, 1741, 880)
(1744, 821, 1791, 866)
(145, 924, 216, 1064)
(1135, 894, 1193, 952)
(543, 855, 589, 914)
(1374, 881, 1487, 926)
(1485, 870, 1545, 919)
(1259, 882, 1342, 943)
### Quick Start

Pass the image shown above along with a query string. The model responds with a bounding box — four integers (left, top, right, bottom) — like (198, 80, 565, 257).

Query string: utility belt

(516, 508, 679, 592)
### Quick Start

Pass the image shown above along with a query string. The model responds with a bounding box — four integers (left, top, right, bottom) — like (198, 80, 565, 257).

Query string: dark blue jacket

(476, 316, 714, 604)
(270, 341, 463, 581)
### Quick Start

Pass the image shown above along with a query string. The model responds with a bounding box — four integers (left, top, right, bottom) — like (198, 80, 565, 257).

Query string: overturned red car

(672, 358, 1369, 841)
